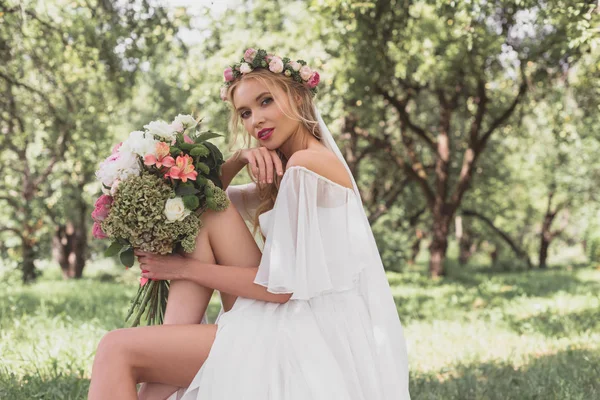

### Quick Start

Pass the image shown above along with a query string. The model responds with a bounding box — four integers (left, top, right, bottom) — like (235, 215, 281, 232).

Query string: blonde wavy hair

(223, 68, 322, 239)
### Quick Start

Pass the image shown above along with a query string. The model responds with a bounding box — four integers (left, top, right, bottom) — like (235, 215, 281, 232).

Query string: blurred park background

(1, 0, 599, 398)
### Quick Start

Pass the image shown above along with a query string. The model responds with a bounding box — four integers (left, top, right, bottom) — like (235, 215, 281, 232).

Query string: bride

(88, 48, 411, 400)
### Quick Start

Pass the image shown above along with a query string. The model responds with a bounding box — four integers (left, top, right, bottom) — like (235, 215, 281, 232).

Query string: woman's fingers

(255, 151, 266, 183)
(246, 152, 259, 179)
(269, 150, 284, 177)
(260, 147, 273, 183)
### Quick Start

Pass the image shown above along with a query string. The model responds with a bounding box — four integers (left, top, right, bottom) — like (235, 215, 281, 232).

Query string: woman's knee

(94, 328, 134, 365)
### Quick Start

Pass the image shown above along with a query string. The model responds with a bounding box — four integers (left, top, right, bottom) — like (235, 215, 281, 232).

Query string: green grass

(1, 259, 599, 399)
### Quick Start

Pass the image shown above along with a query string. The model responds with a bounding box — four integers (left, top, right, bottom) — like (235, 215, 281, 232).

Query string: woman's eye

(261, 97, 273, 106)
(240, 110, 251, 119)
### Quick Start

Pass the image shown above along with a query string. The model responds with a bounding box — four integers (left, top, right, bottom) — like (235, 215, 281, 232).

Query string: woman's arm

(185, 262, 292, 304)
(136, 252, 292, 304)
(220, 151, 246, 190)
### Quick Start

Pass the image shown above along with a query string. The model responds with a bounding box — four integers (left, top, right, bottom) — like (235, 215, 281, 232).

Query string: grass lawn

(1, 259, 599, 399)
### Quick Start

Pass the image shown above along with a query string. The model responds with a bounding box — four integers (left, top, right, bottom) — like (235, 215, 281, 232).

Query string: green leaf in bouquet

(190, 144, 210, 158)
(202, 142, 223, 166)
(120, 247, 135, 268)
(178, 142, 195, 151)
(176, 182, 200, 196)
(195, 131, 223, 142)
(175, 132, 185, 145)
(183, 195, 200, 210)
(104, 241, 123, 257)
(170, 147, 182, 157)
(195, 162, 210, 175)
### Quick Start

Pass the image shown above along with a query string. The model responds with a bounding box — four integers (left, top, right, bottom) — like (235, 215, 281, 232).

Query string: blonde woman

(88, 48, 410, 400)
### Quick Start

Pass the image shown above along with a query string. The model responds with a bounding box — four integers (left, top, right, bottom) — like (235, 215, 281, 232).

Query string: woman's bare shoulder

(286, 149, 353, 190)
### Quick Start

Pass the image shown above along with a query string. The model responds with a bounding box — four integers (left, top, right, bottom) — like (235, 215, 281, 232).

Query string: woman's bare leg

(89, 324, 218, 400)
(90, 203, 263, 399)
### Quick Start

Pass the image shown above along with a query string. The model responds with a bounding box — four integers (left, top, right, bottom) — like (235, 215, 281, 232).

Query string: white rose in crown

(268, 57, 284, 73)
(288, 61, 301, 71)
(164, 197, 191, 222)
(144, 120, 176, 141)
(239, 62, 252, 74)
(300, 65, 313, 81)
(172, 114, 197, 130)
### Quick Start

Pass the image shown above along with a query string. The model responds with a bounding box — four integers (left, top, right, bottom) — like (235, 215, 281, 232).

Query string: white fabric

(166, 109, 410, 399)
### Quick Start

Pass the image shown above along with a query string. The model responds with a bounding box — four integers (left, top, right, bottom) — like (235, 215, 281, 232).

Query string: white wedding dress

(165, 164, 411, 400)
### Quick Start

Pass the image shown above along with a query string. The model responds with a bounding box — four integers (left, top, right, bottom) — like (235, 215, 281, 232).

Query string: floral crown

(220, 48, 320, 101)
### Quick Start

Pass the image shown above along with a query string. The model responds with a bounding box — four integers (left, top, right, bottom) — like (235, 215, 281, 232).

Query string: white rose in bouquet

(172, 114, 197, 130)
(95, 151, 141, 188)
(164, 197, 191, 222)
(120, 130, 158, 158)
(144, 120, 176, 141)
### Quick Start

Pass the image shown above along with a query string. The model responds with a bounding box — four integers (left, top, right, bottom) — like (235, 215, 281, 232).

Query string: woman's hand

(235, 147, 284, 184)
(134, 249, 192, 281)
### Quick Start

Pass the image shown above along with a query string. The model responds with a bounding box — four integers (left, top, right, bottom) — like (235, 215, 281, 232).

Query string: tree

(0, 0, 182, 282)
(317, 0, 598, 276)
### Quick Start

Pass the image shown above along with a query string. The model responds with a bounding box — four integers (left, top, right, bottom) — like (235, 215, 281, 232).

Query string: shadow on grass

(507, 307, 600, 338)
(410, 348, 600, 400)
(390, 264, 600, 323)
(0, 279, 135, 329)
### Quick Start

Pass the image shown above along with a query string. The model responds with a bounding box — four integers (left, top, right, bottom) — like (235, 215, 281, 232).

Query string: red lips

(258, 128, 274, 140)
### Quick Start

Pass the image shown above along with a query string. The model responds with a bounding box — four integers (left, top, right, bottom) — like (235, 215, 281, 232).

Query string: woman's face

(232, 78, 300, 150)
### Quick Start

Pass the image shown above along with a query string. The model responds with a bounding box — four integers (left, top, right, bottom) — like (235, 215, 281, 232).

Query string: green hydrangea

(204, 180, 230, 211)
(102, 173, 202, 254)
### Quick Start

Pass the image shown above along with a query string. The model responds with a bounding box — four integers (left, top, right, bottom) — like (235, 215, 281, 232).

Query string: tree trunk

(52, 219, 88, 279)
(429, 215, 450, 277)
(456, 216, 477, 265)
(408, 229, 424, 265)
(53, 224, 72, 278)
(539, 212, 556, 269)
(21, 236, 37, 283)
(539, 190, 566, 269)
(539, 234, 551, 269)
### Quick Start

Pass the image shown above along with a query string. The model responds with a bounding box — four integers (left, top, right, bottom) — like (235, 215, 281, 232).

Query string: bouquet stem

(126, 280, 170, 327)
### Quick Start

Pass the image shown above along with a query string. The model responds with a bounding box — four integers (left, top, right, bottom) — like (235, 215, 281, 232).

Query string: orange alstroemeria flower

(165, 154, 198, 183)
(144, 142, 175, 168)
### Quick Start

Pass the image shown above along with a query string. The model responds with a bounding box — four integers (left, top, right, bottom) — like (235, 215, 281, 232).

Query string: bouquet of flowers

(91, 114, 229, 327)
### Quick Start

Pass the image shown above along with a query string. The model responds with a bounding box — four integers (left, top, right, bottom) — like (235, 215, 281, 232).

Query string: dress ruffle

(255, 166, 369, 300)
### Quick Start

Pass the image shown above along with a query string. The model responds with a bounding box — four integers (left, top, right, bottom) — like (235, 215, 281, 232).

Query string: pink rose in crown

(165, 154, 198, 183)
(307, 71, 320, 89)
(244, 48, 257, 63)
(223, 67, 234, 82)
(144, 142, 175, 169)
(268, 56, 284, 73)
(92, 221, 108, 239)
(184, 135, 194, 144)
